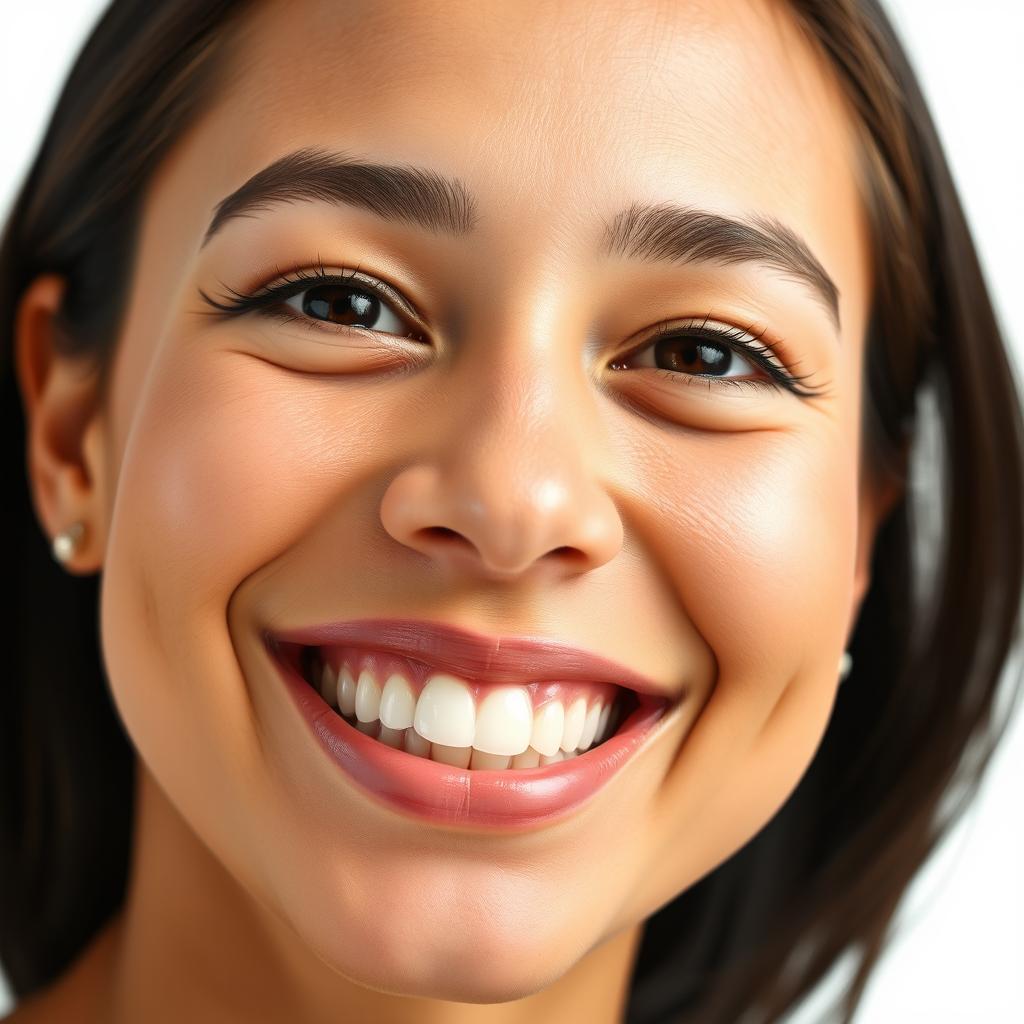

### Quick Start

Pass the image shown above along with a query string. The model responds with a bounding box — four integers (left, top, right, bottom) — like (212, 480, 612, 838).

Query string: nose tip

(379, 463, 623, 582)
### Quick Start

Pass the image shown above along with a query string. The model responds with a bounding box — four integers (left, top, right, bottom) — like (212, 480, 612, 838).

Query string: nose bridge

(378, 288, 624, 580)
(445, 295, 608, 546)
(455, 238, 596, 454)
(458, 308, 589, 480)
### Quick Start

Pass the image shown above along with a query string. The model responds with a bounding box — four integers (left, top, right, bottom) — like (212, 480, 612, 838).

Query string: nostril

(547, 545, 590, 568)
(421, 526, 463, 542)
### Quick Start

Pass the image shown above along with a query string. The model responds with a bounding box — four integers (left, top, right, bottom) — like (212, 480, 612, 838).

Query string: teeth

(578, 701, 602, 749)
(560, 696, 587, 752)
(414, 674, 476, 747)
(404, 728, 431, 758)
(304, 653, 627, 770)
(318, 659, 337, 705)
(473, 686, 532, 755)
(511, 747, 541, 769)
(429, 742, 472, 768)
(354, 669, 382, 723)
(530, 700, 565, 757)
(378, 725, 405, 749)
(337, 665, 357, 717)
(469, 749, 512, 770)
(378, 673, 416, 730)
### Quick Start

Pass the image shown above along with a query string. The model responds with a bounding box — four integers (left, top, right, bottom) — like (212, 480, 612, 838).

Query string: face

(22, 0, 890, 1004)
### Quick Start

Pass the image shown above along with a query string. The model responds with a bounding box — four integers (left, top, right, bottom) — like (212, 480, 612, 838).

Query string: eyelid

(261, 261, 425, 324)
(652, 316, 780, 365)
(195, 259, 431, 344)
(614, 314, 827, 398)
(198, 265, 827, 398)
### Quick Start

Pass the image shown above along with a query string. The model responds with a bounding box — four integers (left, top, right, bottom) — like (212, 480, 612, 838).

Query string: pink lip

(262, 618, 680, 830)
(265, 617, 677, 699)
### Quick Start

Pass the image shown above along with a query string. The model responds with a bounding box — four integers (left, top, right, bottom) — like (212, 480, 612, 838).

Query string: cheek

(103, 342, 396, 639)
(621, 428, 857, 914)
(98, 345, 376, 845)
(124, 363, 332, 594)
(645, 430, 856, 689)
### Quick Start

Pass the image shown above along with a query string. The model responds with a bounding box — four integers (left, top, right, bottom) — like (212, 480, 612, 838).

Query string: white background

(1, 2, 1021, 1021)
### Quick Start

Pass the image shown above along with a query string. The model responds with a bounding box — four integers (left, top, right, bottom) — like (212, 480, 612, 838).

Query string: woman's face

(32, 0, 890, 1004)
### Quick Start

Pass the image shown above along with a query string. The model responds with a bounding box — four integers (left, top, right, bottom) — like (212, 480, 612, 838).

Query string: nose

(379, 355, 623, 584)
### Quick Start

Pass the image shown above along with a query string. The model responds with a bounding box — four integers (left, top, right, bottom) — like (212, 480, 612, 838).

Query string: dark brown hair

(2, 1, 1021, 1021)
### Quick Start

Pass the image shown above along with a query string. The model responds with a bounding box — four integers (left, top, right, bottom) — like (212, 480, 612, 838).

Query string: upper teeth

(311, 654, 620, 768)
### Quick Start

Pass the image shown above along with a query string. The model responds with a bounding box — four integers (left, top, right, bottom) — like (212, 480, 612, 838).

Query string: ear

(849, 454, 906, 635)
(15, 273, 109, 574)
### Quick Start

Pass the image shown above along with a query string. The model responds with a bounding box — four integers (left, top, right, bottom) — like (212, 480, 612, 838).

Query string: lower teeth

(337, 713, 615, 768)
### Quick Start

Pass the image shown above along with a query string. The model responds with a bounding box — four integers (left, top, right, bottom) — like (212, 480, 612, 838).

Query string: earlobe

(15, 272, 107, 574)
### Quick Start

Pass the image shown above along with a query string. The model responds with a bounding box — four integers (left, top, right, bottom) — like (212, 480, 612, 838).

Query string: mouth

(264, 618, 679, 831)
(287, 641, 637, 768)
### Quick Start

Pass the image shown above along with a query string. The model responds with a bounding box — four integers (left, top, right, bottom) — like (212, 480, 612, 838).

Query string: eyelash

(197, 262, 429, 342)
(612, 317, 824, 397)
(197, 262, 825, 397)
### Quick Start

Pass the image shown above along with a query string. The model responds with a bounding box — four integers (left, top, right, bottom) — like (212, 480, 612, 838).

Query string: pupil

(657, 337, 729, 375)
(303, 285, 379, 327)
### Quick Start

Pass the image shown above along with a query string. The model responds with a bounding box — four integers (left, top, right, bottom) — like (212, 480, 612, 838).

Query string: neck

(91, 763, 641, 1024)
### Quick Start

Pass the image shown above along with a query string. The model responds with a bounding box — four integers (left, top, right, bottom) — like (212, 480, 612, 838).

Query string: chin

(299, 896, 594, 1004)
(342, 958, 572, 1004)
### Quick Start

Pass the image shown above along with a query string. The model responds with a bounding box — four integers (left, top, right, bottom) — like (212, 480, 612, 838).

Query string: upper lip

(264, 617, 679, 702)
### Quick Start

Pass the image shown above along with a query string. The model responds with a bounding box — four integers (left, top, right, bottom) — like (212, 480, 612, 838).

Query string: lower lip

(267, 637, 671, 831)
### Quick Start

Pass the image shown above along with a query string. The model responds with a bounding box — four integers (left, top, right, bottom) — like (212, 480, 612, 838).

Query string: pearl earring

(838, 649, 852, 682)
(52, 520, 86, 565)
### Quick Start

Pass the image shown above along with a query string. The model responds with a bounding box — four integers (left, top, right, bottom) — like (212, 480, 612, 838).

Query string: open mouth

(267, 621, 677, 828)
(280, 640, 640, 771)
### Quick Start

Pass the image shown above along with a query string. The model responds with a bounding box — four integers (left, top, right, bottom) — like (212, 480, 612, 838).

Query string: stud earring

(52, 520, 86, 566)
(838, 649, 852, 682)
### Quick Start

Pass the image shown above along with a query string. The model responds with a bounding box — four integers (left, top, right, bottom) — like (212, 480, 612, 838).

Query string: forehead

(155, 0, 870, 337)
(225, 1, 857, 184)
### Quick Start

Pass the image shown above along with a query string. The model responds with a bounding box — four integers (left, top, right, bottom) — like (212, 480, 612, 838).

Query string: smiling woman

(1, 1, 1022, 1023)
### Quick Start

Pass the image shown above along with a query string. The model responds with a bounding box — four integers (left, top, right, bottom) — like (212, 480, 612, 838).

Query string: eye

(280, 279, 413, 336)
(196, 263, 428, 343)
(610, 318, 824, 397)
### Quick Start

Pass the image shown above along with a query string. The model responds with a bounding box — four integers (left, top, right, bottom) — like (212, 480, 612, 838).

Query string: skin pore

(11, 0, 903, 1021)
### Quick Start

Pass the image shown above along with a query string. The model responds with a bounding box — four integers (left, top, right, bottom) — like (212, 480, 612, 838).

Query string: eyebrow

(201, 146, 840, 331)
